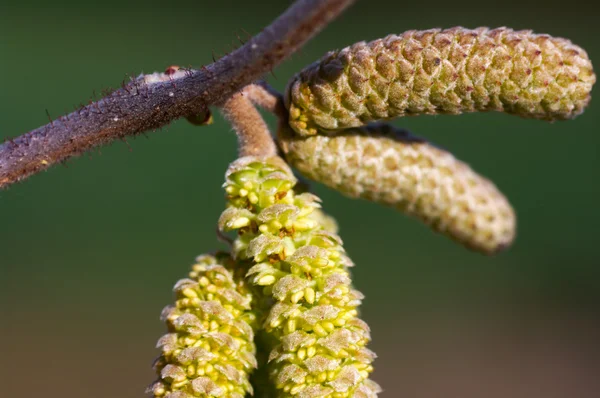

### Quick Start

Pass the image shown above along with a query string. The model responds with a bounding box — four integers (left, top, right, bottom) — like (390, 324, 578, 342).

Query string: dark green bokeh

(1, 0, 599, 396)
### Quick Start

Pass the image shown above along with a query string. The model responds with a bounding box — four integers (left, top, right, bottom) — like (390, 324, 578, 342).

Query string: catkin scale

(279, 123, 515, 254)
(286, 27, 595, 136)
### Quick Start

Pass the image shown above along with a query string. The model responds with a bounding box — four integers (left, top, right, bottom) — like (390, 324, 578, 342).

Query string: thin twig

(220, 89, 277, 157)
(244, 82, 286, 118)
(0, 0, 355, 189)
(242, 82, 294, 159)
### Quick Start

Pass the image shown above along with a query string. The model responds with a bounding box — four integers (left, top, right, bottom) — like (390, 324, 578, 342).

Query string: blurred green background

(1, 0, 599, 396)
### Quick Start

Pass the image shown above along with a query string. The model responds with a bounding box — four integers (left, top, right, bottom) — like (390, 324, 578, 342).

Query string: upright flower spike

(219, 156, 381, 397)
(278, 123, 515, 254)
(286, 27, 596, 136)
(149, 252, 259, 398)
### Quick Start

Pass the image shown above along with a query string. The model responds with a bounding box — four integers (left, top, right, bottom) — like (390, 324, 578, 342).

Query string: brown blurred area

(2, 308, 599, 397)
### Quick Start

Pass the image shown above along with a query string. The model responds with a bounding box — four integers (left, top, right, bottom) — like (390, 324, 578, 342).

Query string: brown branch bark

(0, 0, 355, 189)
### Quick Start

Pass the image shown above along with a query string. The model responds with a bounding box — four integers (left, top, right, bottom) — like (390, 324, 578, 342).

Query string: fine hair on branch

(0, 0, 356, 189)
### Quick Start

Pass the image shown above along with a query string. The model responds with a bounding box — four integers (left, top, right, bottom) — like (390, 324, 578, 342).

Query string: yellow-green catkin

(219, 156, 381, 397)
(149, 253, 258, 398)
(278, 123, 515, 254)
(286, 27, 596, 136)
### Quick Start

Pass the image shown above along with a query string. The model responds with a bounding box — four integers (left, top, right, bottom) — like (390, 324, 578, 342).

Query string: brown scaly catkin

(285, 27, 596, 136)
(278, 123, 516, 254)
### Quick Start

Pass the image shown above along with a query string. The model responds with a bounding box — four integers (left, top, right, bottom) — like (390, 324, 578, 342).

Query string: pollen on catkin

(278, 123, 515, 254)
(149, 252, 258, 398)
(219, 156, 381, 397)
(286, 27, 596, 136)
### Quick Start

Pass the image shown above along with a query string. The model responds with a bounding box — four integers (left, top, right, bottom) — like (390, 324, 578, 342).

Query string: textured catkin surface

(149, 253, 258, 398)
(219, 156, 380, 397)
(286, 27, 596, 136)
(279, 123, 515, 254)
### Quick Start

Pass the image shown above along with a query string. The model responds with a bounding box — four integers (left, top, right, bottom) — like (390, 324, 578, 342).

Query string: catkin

(149, 253, 258, 398)
(219, 156, 381, 397)
(278, 123, 515, 254)
(286, 27, 595, 136)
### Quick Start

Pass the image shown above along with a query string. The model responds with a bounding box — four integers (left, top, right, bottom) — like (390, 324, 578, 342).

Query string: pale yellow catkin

(286, 27, 595, 136)
(149, 253, 258, 398)
(219, 156, 381, 397)
(279, 123, 515, 254)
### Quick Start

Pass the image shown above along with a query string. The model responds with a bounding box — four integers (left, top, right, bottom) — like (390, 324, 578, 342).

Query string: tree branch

(0, 0, 355, 189)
